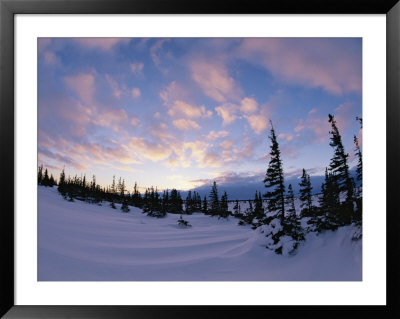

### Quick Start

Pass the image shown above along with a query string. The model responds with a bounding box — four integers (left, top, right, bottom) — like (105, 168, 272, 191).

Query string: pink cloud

(38, 38, 51, 53)
(131, 117, 140, 126)
(38, 148, 88, 172)
(105, 74, 125, 99)
(190, 61, 242, 102)
(219, 139, 234, 149)
(236, 38, 361, 95)
(54, 139, 142, 170)
(129, 137, 171, 161)
(215, 103, 239, 126)
(281, 145, 298, 159)
(159, 81, 192, 107)
(43, 50, 60, 65)
(74, 38, 130, 52)
(215, 97, 268, 133)
(200, 152, 227, 168)
(79, 141, 137, 165)
(167, 100, 212, 119)
(204, 130, 229, 141)
(240, 97, 258, 114)
(334, 102, 359, 133)
(149, 122, 176, 142)
(295, 115, 331, 143)
(234, 136, 256, 160)
(58, 100, 92, 133)
(173, 119, 201, 130)
(278, 133, 294, 142)
(93, 109, 128, 132)
(131, 88, 141, 98)
(244, 113, 269, 135)
(64, 73, 95, 105)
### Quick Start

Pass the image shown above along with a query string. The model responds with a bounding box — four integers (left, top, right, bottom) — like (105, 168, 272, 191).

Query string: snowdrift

(38, 186, 362, 281)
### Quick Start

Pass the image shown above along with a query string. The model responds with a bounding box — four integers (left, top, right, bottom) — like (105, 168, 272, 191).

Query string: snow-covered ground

(38, 186, 362, 281)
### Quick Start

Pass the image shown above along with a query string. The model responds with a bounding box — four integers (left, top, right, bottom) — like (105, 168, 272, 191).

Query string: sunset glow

(38, 38, 362, 192)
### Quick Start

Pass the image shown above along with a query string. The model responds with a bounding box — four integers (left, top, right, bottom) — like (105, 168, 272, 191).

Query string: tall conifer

(328, 114, 354, 224)
(263, 121, 285, 222)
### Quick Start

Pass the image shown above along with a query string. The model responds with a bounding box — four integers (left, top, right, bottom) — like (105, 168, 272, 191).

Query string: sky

(38, 38, 362, 194)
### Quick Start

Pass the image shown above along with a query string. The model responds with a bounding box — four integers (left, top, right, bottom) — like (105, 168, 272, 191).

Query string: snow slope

(38, 186, 362, 281)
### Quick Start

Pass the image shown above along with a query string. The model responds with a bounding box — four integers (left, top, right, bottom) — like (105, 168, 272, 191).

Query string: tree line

(38, 166, 233, 219)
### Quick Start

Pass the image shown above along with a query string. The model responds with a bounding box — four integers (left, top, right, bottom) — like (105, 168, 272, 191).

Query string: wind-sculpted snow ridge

(38, 186, 362, 281)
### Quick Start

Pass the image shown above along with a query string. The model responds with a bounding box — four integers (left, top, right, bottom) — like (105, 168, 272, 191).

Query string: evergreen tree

(111, 176, 116, 195)
(354, 135, 362, 183)
(131, 182, 142, 207)
(121, 198, 130, 212)
(193, 191, 202, 212)
(38, 165, 43, 185)
(161, 190, 169, 214)
(299, 169, 313, 216)
(169, 189, 183, 214)
(328, 114, 354, 224)
(317, 167, 340, 230)
(119, 179, 126, 198)
(209, 181, 220, 216)
(58, 168, 66, 196)
(202, 196, 208, 215)
(142, 189, 150, 214)
(353, 135, 362, 222)
(283, 184, 304, 247)
(356, 116, 362, 128)
(42, 168, 50, 186)
(233, 200, 241, 217)
(220, 191, 229, 218)
(244, 200, 254, 224)
(263, 121, 285, 222)
(49, 174, 56, 187)
(185, 190, 193, 214)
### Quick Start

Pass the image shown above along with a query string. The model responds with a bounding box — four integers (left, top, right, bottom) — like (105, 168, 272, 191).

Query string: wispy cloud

(150, 39, 170, 65)
(204, 130, 230, 141)
(74, 38, 130, 52)
(64, 73, 95, 105)
(129, 137, 171, 161)
(167, 100, 212, 119)
(236, 38, 361, 95)
(173, 119, 201, 131)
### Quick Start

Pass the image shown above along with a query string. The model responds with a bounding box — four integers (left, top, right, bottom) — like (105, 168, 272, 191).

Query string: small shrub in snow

(110, 201, 116, 209)
(147, 210, 166, 218)
(177, 215, 192, 227)
(121, 200, 130, 213)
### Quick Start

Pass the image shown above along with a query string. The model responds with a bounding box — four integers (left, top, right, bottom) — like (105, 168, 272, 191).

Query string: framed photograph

(1, 0, 399, 318)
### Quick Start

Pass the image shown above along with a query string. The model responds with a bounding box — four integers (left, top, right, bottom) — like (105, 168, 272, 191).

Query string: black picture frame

(1, 0, 399, 318)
